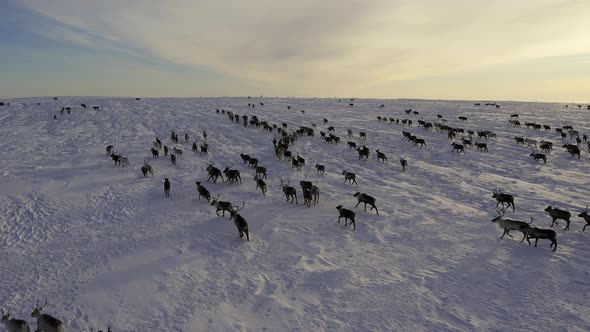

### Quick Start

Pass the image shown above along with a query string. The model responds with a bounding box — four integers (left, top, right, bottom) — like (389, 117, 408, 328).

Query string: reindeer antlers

(33, 298, 47, 310)
(233, 201, 245, 212)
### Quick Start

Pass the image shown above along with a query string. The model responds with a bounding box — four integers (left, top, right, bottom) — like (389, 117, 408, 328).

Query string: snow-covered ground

(0, 97, 589, 331)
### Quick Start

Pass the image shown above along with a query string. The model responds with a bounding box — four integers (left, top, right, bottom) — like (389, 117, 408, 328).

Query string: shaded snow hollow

(0, 97, 589, 331)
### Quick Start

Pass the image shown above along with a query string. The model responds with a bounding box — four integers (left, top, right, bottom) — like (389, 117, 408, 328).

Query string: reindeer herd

(491, 188, 590, 251)
(3, 98, 590, 331)
(99, 100, 590, 248)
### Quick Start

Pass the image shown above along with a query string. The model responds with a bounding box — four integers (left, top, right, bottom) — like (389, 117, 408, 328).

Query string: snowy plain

(0, 97, 589, 332)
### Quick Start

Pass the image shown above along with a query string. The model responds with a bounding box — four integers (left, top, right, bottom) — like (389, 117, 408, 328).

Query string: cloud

(16, 0, 590, 98)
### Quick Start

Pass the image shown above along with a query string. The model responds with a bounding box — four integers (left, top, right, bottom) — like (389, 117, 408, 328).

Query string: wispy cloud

(13, 0, 590, 100)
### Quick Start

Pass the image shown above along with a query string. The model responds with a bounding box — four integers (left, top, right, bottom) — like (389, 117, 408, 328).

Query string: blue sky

(1, 0, 589, 102)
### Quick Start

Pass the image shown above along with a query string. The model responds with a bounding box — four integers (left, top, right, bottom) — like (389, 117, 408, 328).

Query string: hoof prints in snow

(0, 192, 62, 248)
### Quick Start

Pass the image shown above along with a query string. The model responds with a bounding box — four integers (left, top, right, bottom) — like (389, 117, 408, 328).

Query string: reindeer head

(1, 308, 11, 322)
(31, 298, 47, 318)
(578, 205, 589, 218)
(492, 187, 503, 198)
(491, 208, 506, 222)
(544, 201, 556, 212)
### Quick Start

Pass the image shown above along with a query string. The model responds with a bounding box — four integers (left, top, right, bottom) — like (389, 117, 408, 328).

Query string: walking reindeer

(229, 202, 249, 241)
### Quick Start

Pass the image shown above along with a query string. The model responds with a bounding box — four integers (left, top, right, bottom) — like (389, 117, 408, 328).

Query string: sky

(1, 0, 589, 102)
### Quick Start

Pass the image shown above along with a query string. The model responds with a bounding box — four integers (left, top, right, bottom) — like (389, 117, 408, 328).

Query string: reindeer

(172, 147, 183, 157)
(240, 153, 251, 164)
(110, 152, 122, 166)
(490, 209, 531, 241)
(141, 159, 154, 177)
(31, 299, 64, 332)
(229, 203, 249, 241)
(210, 195, 235, 217)
(521, 225, 557, 251)
(254, 166, 267, 179)
(105, 145, 114, 156)
(1, 308, 31, 332)
(359, 132, 367, 139)
(400, 158, 407, 171)
(564, 145, 581, 158)
(311, 182, 320, 204)
(545, 203, 572, 230)
(336, 205, 356, 230)
(302, 187, 313, 207)
(223, 165, 242, 184)
(514, 136, 524, 145)
(206, 164, 224, 183)
(357, 146, 370, 160)
(375, 150, 387, 162)
(300, 180, 313, 193)
(539, 142, 552, 152)
(200, 144, 208, 155)
(292, 158, 302, 171)
(353, 192, 379, 214)
(296, 155, 305, 167)
(315, 164, 325, 175)
(195, 181, 211, 201)
(530, 152, 546, 164)
(347, 128, 353, 138)
(248, 158, 259, 168)
(492, 189, 515, 211)
(451, 143, 464, 153)
(170, 154, 177, 165)
(347, 141, 357, 149)
(254, 176, 267, 195)
(164, 178, 171, 197)
(281, 179, 298, 204)
(577, 205, 590, 231)
(342, 171, 358, 186)
(151, 147, 159, 159)
(164, 146, 169, 157)
(192, 142, 198, 153)
(412, 138, 426, 147)
(475, 142, 488, 151)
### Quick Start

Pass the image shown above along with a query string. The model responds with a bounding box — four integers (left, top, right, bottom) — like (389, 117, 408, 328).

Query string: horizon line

(2, 95, 589, 105)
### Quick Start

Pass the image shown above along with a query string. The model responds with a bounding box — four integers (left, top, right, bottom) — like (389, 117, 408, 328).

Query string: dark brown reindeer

(195, 181, 211, 201)
(492, 189, 515, 211)
(521, 225, 557, 251)
(336, 205, 356, 230)
(353, 192, 379, 214)
(223, 165, 242, 184)
(31, 299, 64, 332)
(315, 164, 325, 175)
(1, 307, 30, 332)
(400, 158, 407, 171)
(545, 203, 572, 230)
(577, 205, 590, 231)
(206, 164, 224, 183)
(254, 176, 267, 195)
(281, 179, 298, 204)
(229, 202, 249, 241)
(530, 152, 547, 164)
(342, 170, 359, 186)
